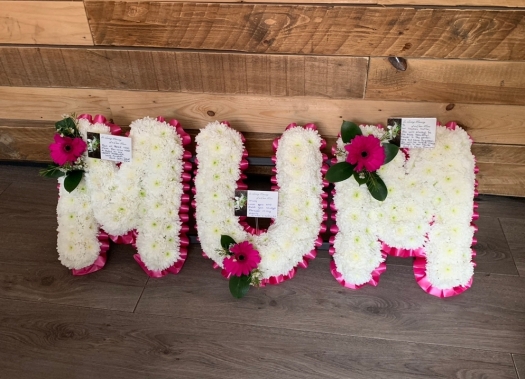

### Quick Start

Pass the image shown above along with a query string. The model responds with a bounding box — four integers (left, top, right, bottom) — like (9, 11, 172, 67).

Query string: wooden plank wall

(0, 1, 524, 197)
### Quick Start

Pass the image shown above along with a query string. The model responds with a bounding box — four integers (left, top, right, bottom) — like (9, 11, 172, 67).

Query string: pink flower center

(63, 144, 72, 152)
(361, 151, 368, 158)
(237, 254, 245, 261)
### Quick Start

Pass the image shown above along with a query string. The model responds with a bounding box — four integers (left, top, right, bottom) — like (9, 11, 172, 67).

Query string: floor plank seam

(133, 278, 149, 313)
(512, 354, 522, 379)
(498, 217, 522, 277)
(0, 294, 139, 314)
(0, 182, 13, 197)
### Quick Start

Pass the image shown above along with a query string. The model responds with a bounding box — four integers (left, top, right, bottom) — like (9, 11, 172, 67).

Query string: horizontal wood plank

(82, 0, 525, 6)
(0, 87, 112, 121)
(366, 58, 525, 106)
(2, 119, 525, 196)
(0, 47, 368, 98)
(106, 90, 525, 145)
(85, 3, 525, 60)
(136, 250, 525, 354)
(1, 87, 525, 144)
(0, 296, 519, 379)
(476, 163, 525, 197)
(472, 143, 525, 165)
(0, 1, 93, 45)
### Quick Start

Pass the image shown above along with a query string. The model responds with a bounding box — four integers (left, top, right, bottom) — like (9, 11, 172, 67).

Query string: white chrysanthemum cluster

(57, 116, 186, 271)
(195, 122, 324, 280)
(57, 177, 101, 269)
(409, 126, 475, 289)
(333, 125, 475, 289)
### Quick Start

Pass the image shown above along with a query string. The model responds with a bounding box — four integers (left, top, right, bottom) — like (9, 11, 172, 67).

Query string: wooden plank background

(0, 47, 368, 98)
(0, 1, 93, 45)
(0, 0, 524, 196)
(84, 3, 525, 60)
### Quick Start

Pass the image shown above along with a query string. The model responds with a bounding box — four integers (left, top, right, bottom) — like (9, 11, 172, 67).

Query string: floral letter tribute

(328, 121, 478, 297)
(194, 121, 328, 298)
(49, 115, 192, 277)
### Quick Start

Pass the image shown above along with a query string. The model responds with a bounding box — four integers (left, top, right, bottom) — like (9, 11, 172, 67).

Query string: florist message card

(234, 190, 279, 218)
(388, 118, 437, 149)
(87, 132, 132, 163)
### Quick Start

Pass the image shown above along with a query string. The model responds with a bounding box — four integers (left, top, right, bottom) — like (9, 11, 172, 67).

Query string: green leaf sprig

(40, 115, 86, 193)
(325, 121, 399, 201)
(220, 235, 261, 299)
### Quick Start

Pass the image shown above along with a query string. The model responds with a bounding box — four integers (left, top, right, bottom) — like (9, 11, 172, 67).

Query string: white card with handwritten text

(100, 134, 132, 163)
(399, 118, 437, 149)
(247, 190, 279, 218)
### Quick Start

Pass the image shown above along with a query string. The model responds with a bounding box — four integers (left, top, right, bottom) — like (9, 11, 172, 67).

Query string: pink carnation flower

(223, 241, 261, 277)
(49, 134, 87, 166)
(345, 135, 385, 172)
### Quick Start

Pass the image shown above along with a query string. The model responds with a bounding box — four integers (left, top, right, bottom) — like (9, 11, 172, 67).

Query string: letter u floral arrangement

(42, 115, 479, 298)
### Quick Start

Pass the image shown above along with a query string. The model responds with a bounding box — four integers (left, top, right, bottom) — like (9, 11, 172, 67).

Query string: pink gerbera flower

(49, 134, 87, 166)
(223, 241, 261, 276)
(345, 135, 385, 172)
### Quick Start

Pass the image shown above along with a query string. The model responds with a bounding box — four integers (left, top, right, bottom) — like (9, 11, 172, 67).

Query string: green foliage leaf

(39, 164, 65, 178)
(55, 117, 78, 137)
(353, 171, 367, 185)
(220, 235, 236, 251)
(383, 143, 399, 165)
(325, 162, 355, 183)
(366, 172, 388, 201)
(229, 275, 251, 299)
(341, 121, 362, 144)
(64, 170, 83, 193)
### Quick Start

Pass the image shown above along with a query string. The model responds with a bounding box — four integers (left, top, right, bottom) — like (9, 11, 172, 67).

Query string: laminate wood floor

(1, 163, 525, 379)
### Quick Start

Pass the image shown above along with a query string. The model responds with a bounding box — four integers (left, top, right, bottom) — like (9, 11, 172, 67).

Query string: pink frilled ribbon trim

(196, 122, 328, 286)
(329, 121, 478, 297)
(71, 115, 191, 277)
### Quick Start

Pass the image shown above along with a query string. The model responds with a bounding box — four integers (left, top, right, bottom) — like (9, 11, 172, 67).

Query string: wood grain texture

(473, 217, 518, 276)
(513, 355, 525, 379)
(106, 90, 525, 145)
(0, 173, 148, 311)
(500, 218, 525, 277)
(82, 0, 525, 6)
(137, 248, 525, 354)
(476, 163, 525, 197)
(0, 1, 93, 45)
(473, 144, 525, 165)
(0, 47, 368, 98)
(85, 3, 525, 60)
(0, 123, 54, 161)
(2, 87, 525, 145)
(476, 195, 525, 219)
(0, 87, 112, 121)
(0, 297, 518, 379)
(2, 121, 524, 196)
(366, 58, 525, 105)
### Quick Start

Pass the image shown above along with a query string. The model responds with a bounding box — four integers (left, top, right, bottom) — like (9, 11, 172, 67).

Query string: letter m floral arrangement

(326, 120, 478, 298)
